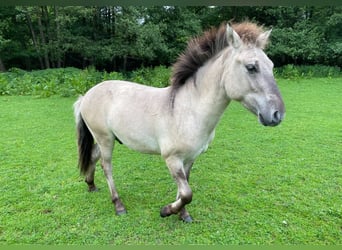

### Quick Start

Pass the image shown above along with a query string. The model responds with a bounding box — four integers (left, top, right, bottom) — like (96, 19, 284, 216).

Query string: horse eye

(246, 64, 258, 73)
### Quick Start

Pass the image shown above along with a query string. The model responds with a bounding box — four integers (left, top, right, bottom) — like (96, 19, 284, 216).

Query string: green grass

(0, 78, 341, 245)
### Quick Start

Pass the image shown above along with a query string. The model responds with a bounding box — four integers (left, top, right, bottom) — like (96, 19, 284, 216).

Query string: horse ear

(226, 24, 241, 49)
(256, 29, 272, 49)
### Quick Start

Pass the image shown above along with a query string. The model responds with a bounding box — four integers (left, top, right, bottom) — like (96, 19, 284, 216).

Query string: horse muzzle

(258, 109, 284, 127)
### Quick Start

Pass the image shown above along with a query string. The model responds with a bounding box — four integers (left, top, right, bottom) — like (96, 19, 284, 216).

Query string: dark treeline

(0, 6, 341, 72)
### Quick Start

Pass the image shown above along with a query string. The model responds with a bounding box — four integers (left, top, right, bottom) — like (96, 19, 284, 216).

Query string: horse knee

(180, 189, 192, 204)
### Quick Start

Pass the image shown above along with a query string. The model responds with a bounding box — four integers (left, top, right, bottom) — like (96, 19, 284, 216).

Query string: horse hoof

(160, 205, 172, 217)
(88, 187, 99, 192)
(181, 215, 193, 223)
(116, 209, 127, 216)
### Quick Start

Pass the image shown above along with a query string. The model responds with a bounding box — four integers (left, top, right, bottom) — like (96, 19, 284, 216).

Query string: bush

(0, 67, 124, 97)
(0, 65, 340, 97)
(129, 65, 171, 88)
(274, 64, 341, 79)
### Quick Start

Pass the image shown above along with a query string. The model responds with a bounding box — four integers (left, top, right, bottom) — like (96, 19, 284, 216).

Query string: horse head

(223, 23, 285, 126)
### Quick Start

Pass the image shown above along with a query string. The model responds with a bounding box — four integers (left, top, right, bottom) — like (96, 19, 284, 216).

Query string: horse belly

(109, 100, 163, 154)
(114, 126, 161, 154)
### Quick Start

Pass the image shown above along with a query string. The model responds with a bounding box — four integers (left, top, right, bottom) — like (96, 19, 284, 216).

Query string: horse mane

(170, 21, 265, 106)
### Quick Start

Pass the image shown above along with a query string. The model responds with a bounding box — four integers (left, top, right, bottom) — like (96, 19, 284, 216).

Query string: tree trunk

(54, 6, 62, 68)
(123, 55, 127, 72)
(25, 9, 44, 69)
(0, 56, 6, 72)
(37, 7, 50, 69)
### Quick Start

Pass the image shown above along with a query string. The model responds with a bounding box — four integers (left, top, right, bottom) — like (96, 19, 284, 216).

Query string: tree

(0, 10, 11, 71)
(145, 6, 202, 65)
(0, 6, 340, 71)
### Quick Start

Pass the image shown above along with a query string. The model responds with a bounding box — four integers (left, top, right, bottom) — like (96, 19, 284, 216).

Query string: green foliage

(0, 78, 341, 244)
(0, 65, 340, 97)
(129, 65, 170, 87)
(0, 66, 170, 97)
(1, 6, 340, 71)
(274, 65, 341, 80)
(102, 70, 125, 82)
(0, 67, 120, 97)
(268, 26, 321, 65)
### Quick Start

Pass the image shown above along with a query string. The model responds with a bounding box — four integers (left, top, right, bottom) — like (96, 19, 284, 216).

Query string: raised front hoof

(116, 209, 127, 216)
(160, 205, 172, 218)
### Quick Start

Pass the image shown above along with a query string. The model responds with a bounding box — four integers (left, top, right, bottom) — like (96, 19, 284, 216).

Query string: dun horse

(73, 22, 285, 222)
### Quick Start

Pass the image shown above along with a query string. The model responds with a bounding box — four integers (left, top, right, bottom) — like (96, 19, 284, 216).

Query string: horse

(73, 21, 285, 222)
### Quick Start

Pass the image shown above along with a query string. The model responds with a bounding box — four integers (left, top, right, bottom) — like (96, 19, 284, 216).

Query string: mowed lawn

(0, 78, 341, 245)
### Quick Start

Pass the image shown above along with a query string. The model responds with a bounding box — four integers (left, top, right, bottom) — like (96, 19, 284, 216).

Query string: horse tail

(73, 97, 94, 175)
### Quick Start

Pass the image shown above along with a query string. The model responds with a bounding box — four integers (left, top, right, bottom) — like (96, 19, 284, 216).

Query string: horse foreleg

(85, 144, 100, 192)
(178, 161, 193, 222)
(161, 157, 193, 222)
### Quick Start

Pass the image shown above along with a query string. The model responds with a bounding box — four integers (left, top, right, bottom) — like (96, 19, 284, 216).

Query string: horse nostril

(273, 110, 281, 122)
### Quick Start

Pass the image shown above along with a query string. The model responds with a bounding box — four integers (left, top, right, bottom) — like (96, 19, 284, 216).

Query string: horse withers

(73, 22, 285, 222)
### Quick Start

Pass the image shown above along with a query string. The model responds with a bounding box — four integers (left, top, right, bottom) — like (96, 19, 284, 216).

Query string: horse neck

(174, 54, 231, 131)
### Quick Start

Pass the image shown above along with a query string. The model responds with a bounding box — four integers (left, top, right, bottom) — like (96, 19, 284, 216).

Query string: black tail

(76, 115, 94, 175)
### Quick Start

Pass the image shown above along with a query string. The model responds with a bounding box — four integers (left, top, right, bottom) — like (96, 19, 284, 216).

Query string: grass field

(0, 78, 341, 245)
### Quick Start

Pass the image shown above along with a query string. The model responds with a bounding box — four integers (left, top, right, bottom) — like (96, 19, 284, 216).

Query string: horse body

(79, 81, 169, 154)
(77, 77, 221, 158)
(73, 22, 285, 222)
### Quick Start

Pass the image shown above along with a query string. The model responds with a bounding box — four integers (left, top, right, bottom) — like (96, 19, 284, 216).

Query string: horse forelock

(170, 21, 266, 107)
(232, 22, 265, 45)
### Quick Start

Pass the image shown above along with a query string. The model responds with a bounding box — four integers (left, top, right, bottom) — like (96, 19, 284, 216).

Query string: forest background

(0, 6, 341, 73)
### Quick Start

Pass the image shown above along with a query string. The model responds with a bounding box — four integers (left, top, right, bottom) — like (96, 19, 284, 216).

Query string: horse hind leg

(85, 143, 101, 192)
(98, 137, 127, 215)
